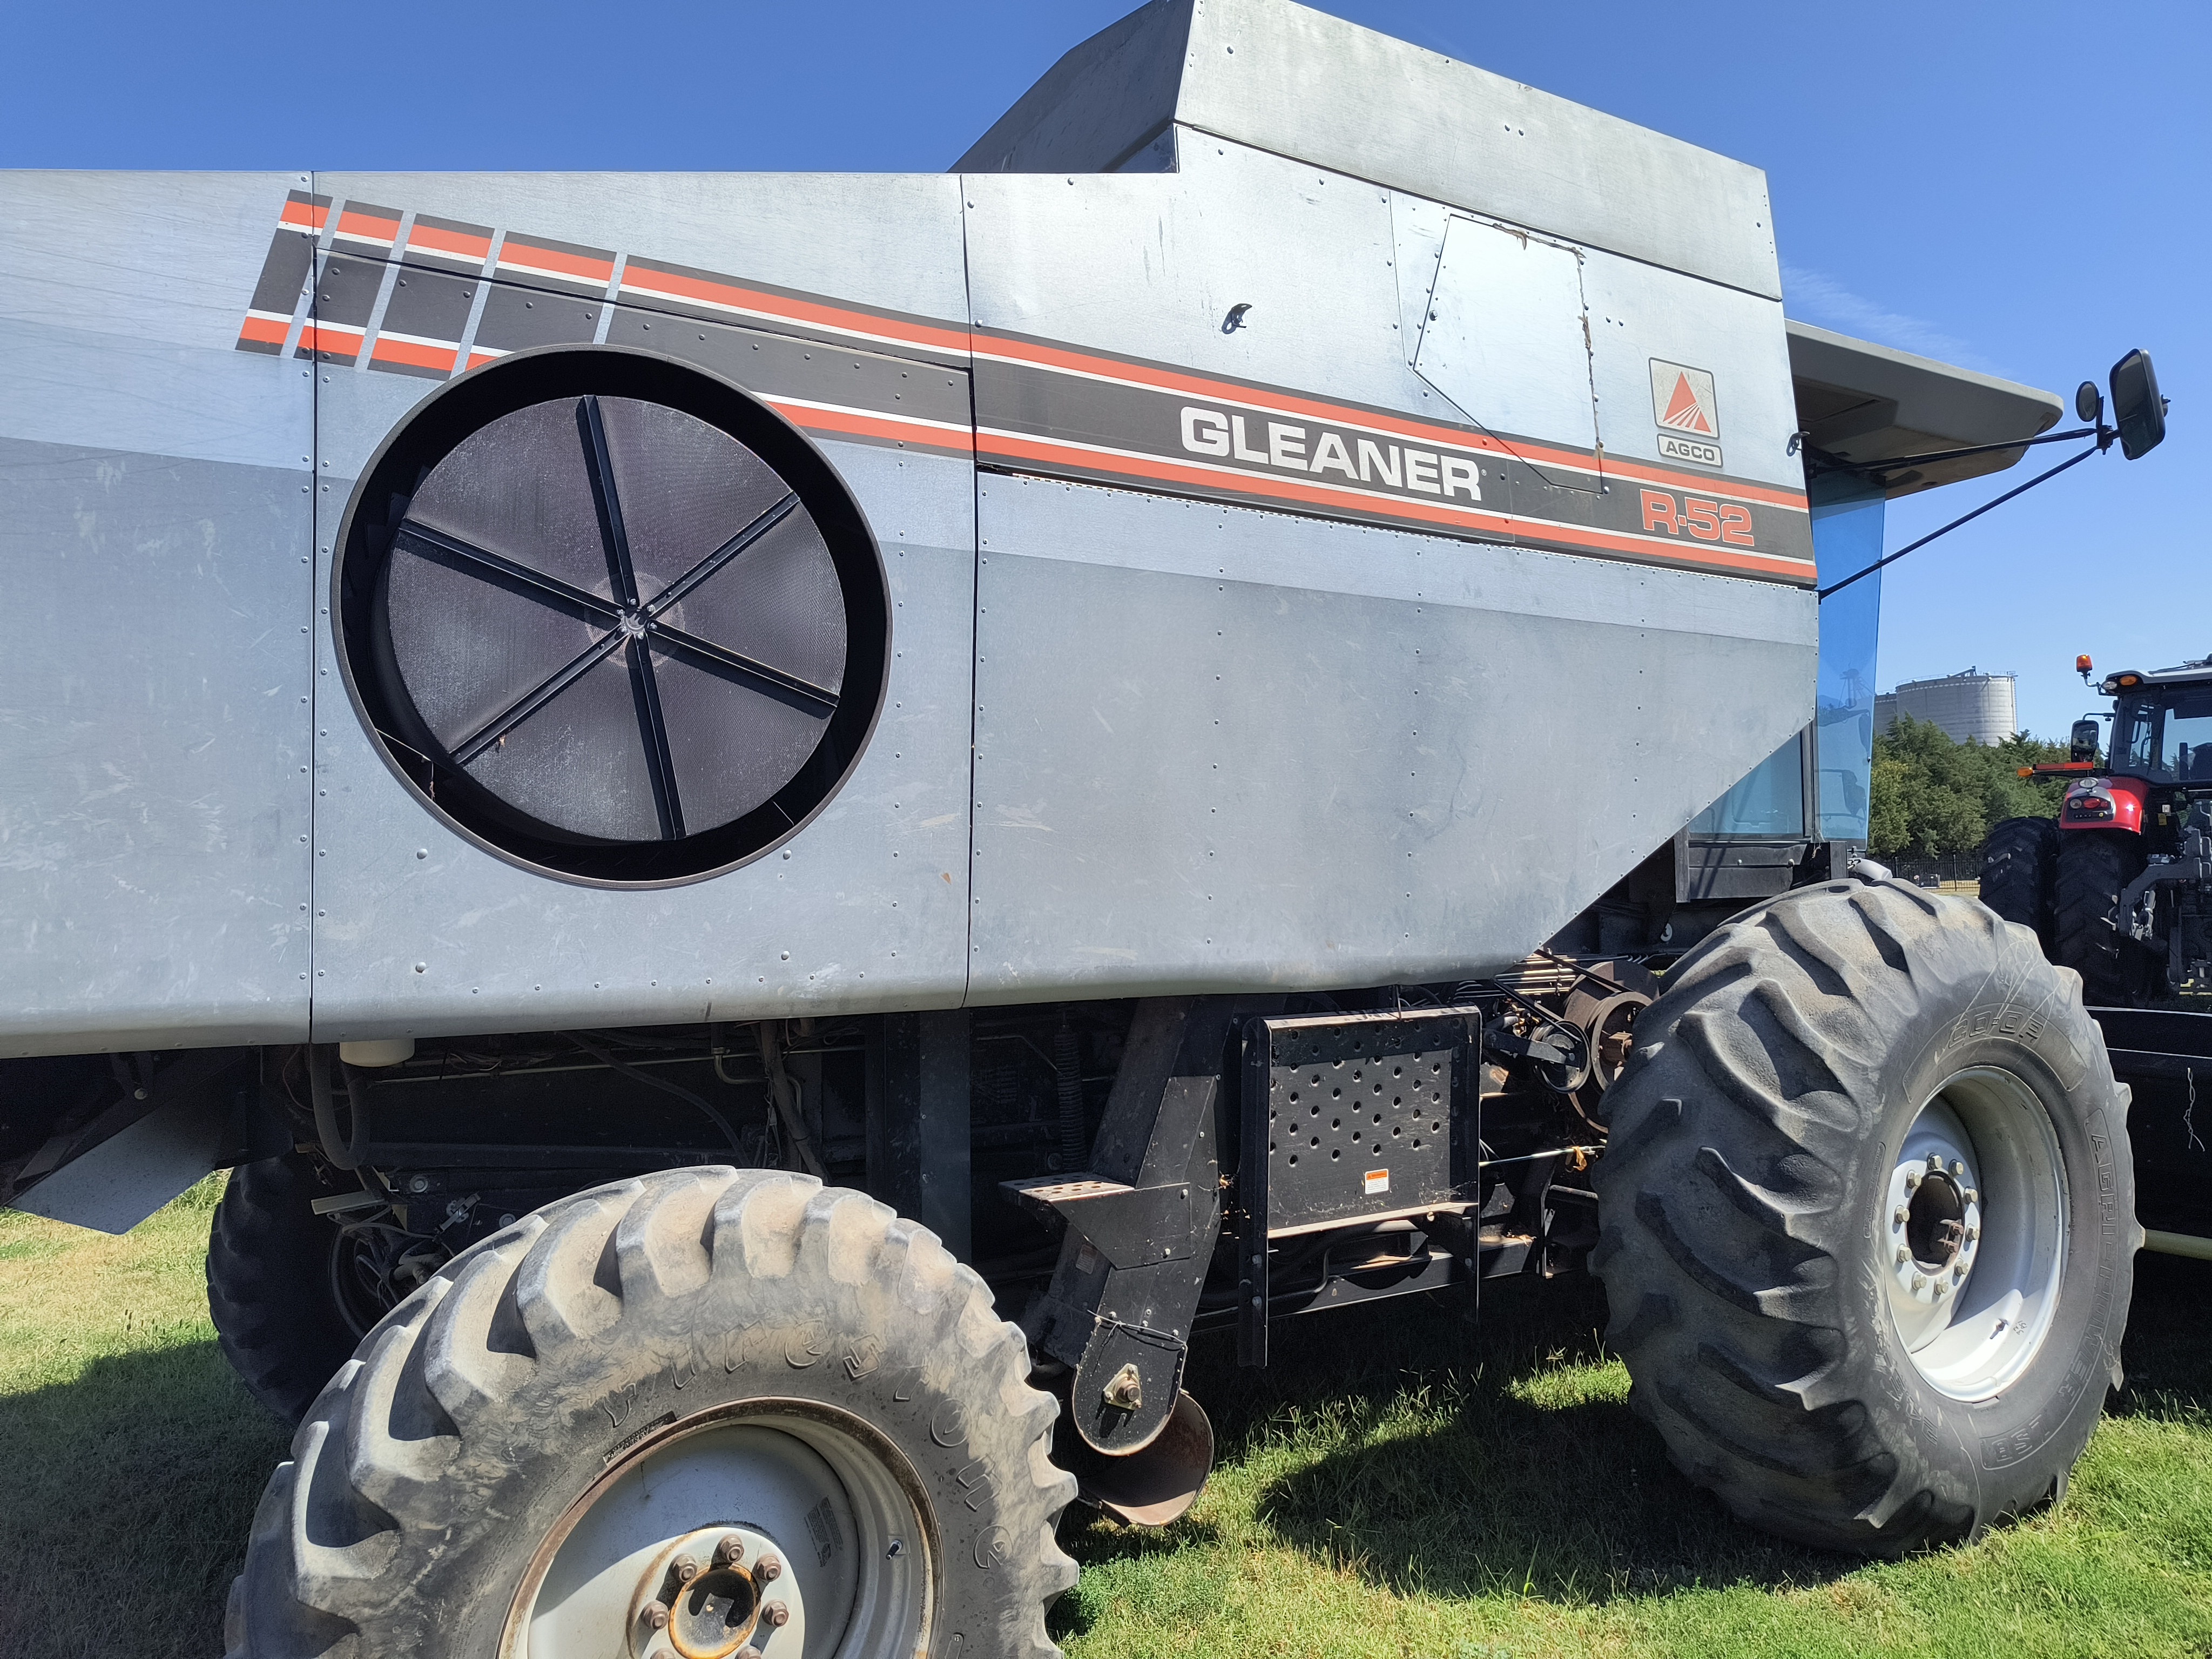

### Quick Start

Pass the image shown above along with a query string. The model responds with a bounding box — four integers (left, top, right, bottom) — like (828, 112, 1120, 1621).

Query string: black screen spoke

(640, 491, 801, 621)
(451, 629, 630, 765)
(647, 621, 840, 718)
(394, 521, 623, 625)
(578, 396, 642, 608)
(626, 638, 684, 840)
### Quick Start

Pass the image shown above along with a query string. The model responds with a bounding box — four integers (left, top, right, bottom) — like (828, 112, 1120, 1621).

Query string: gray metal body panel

(0, 173, 315, 1057)
(0, 3, 1841, 1050)
(956, 0, 1780, 300)
(967, 475, 1811, 1000)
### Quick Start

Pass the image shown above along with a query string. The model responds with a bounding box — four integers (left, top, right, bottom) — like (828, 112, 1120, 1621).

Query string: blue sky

(7, 1, 2202, 742)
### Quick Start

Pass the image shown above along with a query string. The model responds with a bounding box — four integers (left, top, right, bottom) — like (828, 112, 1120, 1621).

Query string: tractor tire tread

(1980, 815, 2059, 953)
(2055, 830, 2144, 1005)
(1592, 877, 2132, 1555)
(225, 1168, 1077, 1659)
(207, 1152, 367, 1426)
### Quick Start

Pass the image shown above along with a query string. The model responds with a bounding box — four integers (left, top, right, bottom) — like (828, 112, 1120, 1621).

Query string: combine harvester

(0, 2, 2182, 1654)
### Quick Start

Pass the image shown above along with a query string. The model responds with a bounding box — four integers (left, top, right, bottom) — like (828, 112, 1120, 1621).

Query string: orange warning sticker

(1364, 1169, 1390, 1196)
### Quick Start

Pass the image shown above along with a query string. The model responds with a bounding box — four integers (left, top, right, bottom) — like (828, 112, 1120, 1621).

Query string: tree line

(1867, 716, 2074, 860)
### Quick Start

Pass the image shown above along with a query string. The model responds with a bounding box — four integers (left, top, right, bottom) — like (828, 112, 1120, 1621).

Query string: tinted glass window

(1690, 734, 1806, 838)
(2116, 689, 2212, 781)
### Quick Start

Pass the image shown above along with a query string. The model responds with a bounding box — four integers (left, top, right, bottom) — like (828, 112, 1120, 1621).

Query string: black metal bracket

(1008, 997, 1244, 1456)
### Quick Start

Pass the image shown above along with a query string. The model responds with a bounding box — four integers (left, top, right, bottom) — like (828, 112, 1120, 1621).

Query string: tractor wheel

(1979, 815, 2059, 953)
(226, 1169, 1077, 1659)
(208, 1152, 401, 1425)
(1593, 877, 2137, 1555)
(2056, 830, 2148, 1006)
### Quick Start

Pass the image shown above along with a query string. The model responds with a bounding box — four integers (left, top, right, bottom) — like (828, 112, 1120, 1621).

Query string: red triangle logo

(1661, 372, 1713, 434)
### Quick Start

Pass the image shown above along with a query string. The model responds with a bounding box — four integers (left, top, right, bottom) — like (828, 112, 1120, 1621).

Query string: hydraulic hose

(307, 1043, 370, 1171)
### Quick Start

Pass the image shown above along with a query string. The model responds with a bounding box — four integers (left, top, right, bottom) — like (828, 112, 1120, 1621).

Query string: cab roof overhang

(1787, 321, 2063, 500)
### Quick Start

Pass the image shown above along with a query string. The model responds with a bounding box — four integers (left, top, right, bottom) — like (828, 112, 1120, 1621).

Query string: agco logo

(1649, 359, 1722, 469)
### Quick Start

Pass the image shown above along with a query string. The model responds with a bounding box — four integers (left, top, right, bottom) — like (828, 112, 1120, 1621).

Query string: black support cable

(1818, 442, 2101, 602)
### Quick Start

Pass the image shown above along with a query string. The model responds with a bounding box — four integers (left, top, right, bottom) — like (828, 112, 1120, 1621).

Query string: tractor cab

(2108, 665, 2212, 790)
(2035, 659, 2212, 851)
(1995, 656, 2212, 1004)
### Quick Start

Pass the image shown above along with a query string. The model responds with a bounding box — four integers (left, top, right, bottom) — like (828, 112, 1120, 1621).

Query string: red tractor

(1982, 655, 2212, 1004)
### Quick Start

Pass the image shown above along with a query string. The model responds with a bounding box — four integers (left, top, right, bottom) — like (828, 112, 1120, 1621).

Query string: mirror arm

(1817, 441, 2103, 602)
(1836, 424, 2101, 477)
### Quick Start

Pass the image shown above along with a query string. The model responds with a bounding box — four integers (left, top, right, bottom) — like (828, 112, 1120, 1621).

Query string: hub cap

(1881, 1068, 2067, 1401)
(505, 1403, 931, 1659)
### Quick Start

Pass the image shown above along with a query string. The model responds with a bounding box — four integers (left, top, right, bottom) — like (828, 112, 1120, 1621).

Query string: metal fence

(1887, 851, 1984, 887)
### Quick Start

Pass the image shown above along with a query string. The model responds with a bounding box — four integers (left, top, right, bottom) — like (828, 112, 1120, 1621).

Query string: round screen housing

(333, 347, 890, 884)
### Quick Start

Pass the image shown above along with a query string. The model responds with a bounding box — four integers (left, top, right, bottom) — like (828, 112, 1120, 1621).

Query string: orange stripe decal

(297, 322, 363, 355)
(976, 431, 1812, 580)
(408, 225, 490, 261)
(372, 336, 460, 372)
(766, 400, 974, 454)
(499, 242, 614, 282)
(335, 210, 397, 241)
(977, 333, 1806, 515)
(619, 263, 972, 358)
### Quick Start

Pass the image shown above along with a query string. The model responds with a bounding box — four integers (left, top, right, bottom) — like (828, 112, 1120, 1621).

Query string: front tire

(1593, 878, 2137, 1554)
(225, 1169, 1077, 1659)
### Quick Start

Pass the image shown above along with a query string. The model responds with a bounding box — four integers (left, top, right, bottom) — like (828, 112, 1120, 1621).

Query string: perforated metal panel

(1248, 1009, 1475, 1232)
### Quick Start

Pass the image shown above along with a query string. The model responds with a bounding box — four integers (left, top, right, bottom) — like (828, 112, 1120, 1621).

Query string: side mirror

(2075, 381, 2103, 424)
(2108, 349, 2167, 460)
(2071, 719, 2101, 764)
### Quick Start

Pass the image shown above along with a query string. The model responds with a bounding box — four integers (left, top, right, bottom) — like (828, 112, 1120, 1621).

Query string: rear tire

(225, 1168, 1077, 1659)
(1593, 878, 2137, 1554)
(2055, 830, 2148, 1005)
(1980, 816, 2058, 953)
(207, 1153, 383, 1425)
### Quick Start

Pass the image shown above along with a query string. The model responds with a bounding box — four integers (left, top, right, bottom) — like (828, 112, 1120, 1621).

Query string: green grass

(0, 1177, 288, 1659)
(1055, 1265, 2212, 1658)
(2, 1184, 2207, 1659)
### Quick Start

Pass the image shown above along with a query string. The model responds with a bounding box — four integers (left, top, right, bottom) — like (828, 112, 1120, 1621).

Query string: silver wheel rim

(1881, 1067, 2067, 1401)
(504, 1400, 932, 1659)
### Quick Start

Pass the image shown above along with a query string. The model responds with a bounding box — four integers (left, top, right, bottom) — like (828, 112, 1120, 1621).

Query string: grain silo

(1878, 669, 2018, 746)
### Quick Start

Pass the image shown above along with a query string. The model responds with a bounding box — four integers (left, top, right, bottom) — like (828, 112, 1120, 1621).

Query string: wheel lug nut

(1905, 1172, 1921, 1191)
(1895, 1246, 1910, 1265)
(1893, 1206, 1909, 1225)
(1932, 1279, 1948, 1298)
(763, 1602, 791, 1629)
(716, 1533, 745, 1565)
(1950, 1159, 1965, 1177)
(1911, 1273, 1927, 1292)
(1964, 1188, 1979, 1205)
(643, 1605, 670, 1631)
(739, 1648, 764, 1659)
(756, 1553, 783, 1582)
(673, 1554, 699, 1583)
(1966, 1225, 1979, 1243)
